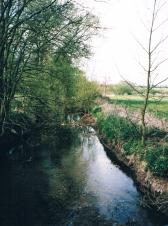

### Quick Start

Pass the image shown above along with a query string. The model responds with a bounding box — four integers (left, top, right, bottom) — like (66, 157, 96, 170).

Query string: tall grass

(109, 97, 168, 120)
(95, 112, 168, 178)
(97, 114, 140, 141)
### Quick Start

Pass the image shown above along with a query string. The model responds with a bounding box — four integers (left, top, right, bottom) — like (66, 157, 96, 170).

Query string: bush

(112, 82, 134, 95)
(123, 140, 144, 156)
(92, 105, 102, 114)
(146, 128, 167, 139)
(97, 115, 140, 141)
(145, 145, 168, 177)
(96, 112, 168, 178)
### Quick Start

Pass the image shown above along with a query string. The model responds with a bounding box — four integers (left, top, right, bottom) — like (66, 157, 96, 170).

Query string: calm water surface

(0, 128, 167, 226)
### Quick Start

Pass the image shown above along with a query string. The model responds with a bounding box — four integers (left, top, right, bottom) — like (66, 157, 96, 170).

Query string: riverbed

(0, 127, 167, 226)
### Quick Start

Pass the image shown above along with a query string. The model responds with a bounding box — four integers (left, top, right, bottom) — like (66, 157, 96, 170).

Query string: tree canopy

(0, 0, 99, 134)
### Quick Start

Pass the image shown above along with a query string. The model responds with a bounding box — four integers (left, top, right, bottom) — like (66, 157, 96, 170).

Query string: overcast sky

(77, 0, 168, 86)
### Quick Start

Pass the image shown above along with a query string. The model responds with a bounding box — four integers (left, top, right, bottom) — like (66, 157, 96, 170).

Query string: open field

(107, 95, 168, 120)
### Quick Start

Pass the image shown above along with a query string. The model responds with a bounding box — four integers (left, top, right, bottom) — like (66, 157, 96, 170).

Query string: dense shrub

(97, 115, 140, 141)
(95, 112, 168, 178)
(92, 105, 102, 114)
(145, 145, 168, 177)
(123, 140, 144, 157)
(112, 82, 134, 95)
(146, 128, 167, 139)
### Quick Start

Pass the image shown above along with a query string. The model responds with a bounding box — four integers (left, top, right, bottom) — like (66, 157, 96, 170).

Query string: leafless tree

(133, 0, 168, 144)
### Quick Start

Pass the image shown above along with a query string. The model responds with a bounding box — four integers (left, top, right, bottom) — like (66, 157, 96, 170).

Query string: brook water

(0, 127, 167, 226)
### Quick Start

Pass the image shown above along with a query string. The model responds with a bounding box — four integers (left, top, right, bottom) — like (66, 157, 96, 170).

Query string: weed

(97, 114, 140, 141)
(95, 112, 168, 178)
(145, 145, 168, 177)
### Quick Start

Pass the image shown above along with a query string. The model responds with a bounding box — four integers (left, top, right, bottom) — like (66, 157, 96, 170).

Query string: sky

(76, 0, 168, 86)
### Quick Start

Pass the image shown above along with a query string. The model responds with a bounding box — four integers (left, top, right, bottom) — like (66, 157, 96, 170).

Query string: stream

(0, 127, 167, 226)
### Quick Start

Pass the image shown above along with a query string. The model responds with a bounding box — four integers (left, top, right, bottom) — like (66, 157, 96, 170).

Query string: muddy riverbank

(97, 132, 168, 218)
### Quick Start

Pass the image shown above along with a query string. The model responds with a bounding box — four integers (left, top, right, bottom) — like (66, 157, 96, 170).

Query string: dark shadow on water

(0, 143, 70, 226)
(0, 128, 167, 226)
(0, 128, 87, 226)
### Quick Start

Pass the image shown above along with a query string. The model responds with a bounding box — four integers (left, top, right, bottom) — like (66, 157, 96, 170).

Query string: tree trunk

(141, 73, 150, 145)
(0, 101, 6, 136)
(0, 96, 11, 136)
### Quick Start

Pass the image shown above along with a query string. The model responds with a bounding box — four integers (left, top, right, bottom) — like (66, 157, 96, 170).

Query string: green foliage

(92, 105, 102, 114)
(145, 145, 168, 177)
(69, 74, 100, 113)
(0, 0, 99, 133)
(110, 96, 168, 120)
(95, 111, 168, 177)
(111, 82, 134, 95)
(14, 55, 100, 125)
(146, 128, 167, 139)
(97, 114, 139, 141)
(122, 140, 144, 156)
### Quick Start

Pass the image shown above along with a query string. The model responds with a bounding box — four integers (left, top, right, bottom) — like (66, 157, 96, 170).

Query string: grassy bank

(93, 109, 168, 178)
(108, 95, 168, 120)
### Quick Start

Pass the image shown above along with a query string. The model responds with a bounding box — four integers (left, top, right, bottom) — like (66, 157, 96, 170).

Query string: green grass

(108, 95, 168, 120)
(145, 144, 168, 177)
(96, 114, 140, 141)
(95, 112, 168, 178)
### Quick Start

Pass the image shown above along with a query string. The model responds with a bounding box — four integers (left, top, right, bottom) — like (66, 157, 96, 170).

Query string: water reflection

(83, 135, 137, 220)
(38, 129, 165, 225)
(0, 128, 167, 226)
